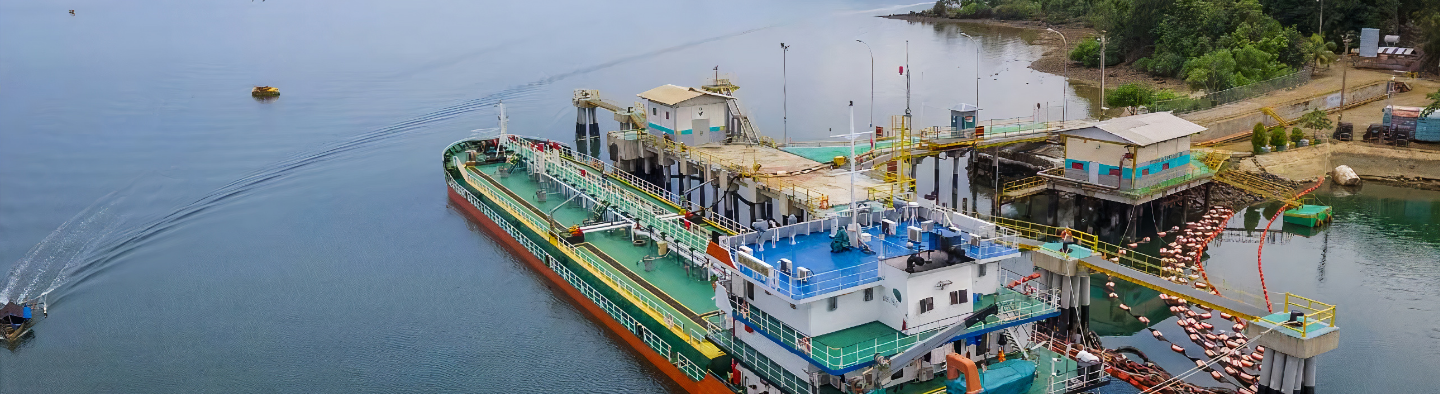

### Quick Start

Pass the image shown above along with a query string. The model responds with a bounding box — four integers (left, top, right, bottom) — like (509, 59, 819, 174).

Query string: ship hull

(447, 181, 732, 393)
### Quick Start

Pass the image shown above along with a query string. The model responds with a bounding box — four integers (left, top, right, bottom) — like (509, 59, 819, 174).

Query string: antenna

(832, 101, 872, 221)
(497, 101, 508, 138)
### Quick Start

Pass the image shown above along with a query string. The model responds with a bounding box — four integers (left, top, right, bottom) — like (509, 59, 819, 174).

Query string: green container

(1283, 205, 1332, 227)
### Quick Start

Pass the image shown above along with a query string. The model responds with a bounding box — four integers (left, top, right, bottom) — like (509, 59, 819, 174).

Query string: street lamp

(958, 32, 981, 119)
(1100, 31, 1109, 114)
(781, 43, 790, 145)
(856, 40, 875, 133)
(1046, 28, 1069, 123)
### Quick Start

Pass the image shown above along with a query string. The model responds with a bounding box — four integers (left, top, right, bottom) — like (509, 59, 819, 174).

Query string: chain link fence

(1152, 68, 1312, 114)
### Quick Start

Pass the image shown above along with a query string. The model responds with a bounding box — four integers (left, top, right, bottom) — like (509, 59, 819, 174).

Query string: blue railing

(737, 262, 881, 300)
(957, 231, 1021, 260)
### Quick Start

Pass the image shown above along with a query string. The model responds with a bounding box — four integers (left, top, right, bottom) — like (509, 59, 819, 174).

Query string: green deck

(1283, 205, 1332, 227)
(473, 162, 719, 315)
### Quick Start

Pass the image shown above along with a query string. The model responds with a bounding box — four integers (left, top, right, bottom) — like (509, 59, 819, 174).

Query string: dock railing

(630, 132, 831, 212)
(1264, 293, 1337, 338)
(448, 174, 707, 381)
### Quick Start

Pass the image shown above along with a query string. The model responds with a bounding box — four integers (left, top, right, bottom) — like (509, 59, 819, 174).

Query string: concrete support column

(1302, 354, 1317, 394)
(1258, 348, 1276, 390)
(1058, 271, 1073, 335)
(1266, 350, 1287, 394)
(1078, 269, 1091, 332)
(952, 154, 961, 210)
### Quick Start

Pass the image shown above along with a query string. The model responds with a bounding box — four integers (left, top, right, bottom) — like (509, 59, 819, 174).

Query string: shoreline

(881, 14, 1191, 92)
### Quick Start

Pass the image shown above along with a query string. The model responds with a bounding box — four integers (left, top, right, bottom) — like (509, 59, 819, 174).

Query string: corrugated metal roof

(637, 84, 732, 106)
(1377, 47, 1415, 56)
(1061, 112, 1205, 146)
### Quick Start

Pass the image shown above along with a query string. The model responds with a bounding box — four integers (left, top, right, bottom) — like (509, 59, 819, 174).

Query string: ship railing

(559, 147, 750, 235)
(503, 137, 712, 254)
(736, 262, 881, 301)
(730, 286, 1056, 372)
(956, 229, 1022, 260)
(455, 167, 711, 349)
(446, 176, 707, 381)
(704, 314, 816, 394)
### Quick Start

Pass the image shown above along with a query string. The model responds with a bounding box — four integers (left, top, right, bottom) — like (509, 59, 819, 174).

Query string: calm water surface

(2, 0, 1433, 392)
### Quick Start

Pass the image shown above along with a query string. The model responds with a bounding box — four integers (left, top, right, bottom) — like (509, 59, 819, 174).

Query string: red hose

(1255, 178, 1327, 313)
(1255, 208, 1283, 313)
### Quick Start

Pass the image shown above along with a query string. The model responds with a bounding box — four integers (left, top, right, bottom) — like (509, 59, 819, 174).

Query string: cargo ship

(443, 95, 1109, 394)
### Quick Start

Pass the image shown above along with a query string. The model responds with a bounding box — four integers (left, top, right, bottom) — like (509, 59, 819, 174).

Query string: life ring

(818, 196, 830, 209)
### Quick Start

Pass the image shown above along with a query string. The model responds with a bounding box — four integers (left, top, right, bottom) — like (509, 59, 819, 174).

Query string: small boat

(1, 302, 37, 347)
(251, 86, 280, 97)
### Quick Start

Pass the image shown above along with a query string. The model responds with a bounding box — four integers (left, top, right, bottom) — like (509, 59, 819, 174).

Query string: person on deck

(1060, 229, 1076, 254)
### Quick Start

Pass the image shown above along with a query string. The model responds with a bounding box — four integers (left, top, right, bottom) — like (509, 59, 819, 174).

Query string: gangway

(573, 89, 647, 131)
(1000, 176, 1049, 202)
(1259, 106, 1289, 127)
(967, 211, 1272, 321)
(1212, 170, 1305, 207)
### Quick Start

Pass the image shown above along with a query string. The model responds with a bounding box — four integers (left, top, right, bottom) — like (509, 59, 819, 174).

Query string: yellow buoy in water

(251, 86, 280, 97)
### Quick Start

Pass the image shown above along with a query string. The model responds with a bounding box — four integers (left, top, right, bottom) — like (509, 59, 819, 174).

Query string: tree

(1417, 10, 1440, 75)
(1421, 88, 1440, 118)
(1290, 127, 1306, 143)
(1252, 122, 1269, 153)
(1299, 34, 1338, 73)
(1069, 36, 1122, 68)
(1297, 108, 1333, 140)
(1269, 126, 1288, 148)
(1106, 83, 1155, 109)
(1183, 50, 1238, 91)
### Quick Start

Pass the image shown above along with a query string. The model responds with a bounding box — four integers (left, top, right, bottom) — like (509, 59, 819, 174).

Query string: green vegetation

(1252, 122, 1268, 153)
(1268, 126, 1288, 149)
(1070, 37, 1123, 67)
(926, 0, 1440, 91)
(1290, 127, 1305, 143)
(1297, 108, 1333, 140)
(1105, 82, 1182, 108)
(1423, 88, 1440, 117)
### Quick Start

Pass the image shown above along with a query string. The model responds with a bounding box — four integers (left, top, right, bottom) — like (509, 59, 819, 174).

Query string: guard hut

(949, 103, 979, 133)
(637, 84, 733, 146)
(1052, 112, 1210, 206)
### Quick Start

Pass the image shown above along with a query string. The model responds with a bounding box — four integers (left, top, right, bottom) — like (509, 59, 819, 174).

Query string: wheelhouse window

(950, 290, 968, 305)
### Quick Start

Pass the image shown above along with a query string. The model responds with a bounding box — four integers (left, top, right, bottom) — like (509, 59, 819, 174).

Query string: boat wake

(1, 23, 777, 305)
(0, 190, 128, 304)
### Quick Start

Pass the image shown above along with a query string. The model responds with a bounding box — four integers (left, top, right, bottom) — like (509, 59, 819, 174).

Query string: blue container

(1385, 107, 1440, 142)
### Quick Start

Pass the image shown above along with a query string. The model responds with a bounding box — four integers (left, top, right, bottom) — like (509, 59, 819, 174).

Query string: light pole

(781, 43, 790, 145)
(958, 32, 981, 119)
(856, 40, 875, 133)
(1046, 28, 1069, 123)
(1098, 31, 1111, 118)
(1317, 0, 1323, 36)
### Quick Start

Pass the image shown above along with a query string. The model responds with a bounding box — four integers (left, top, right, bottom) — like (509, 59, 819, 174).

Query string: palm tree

(1301, 34, 1337, 74)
